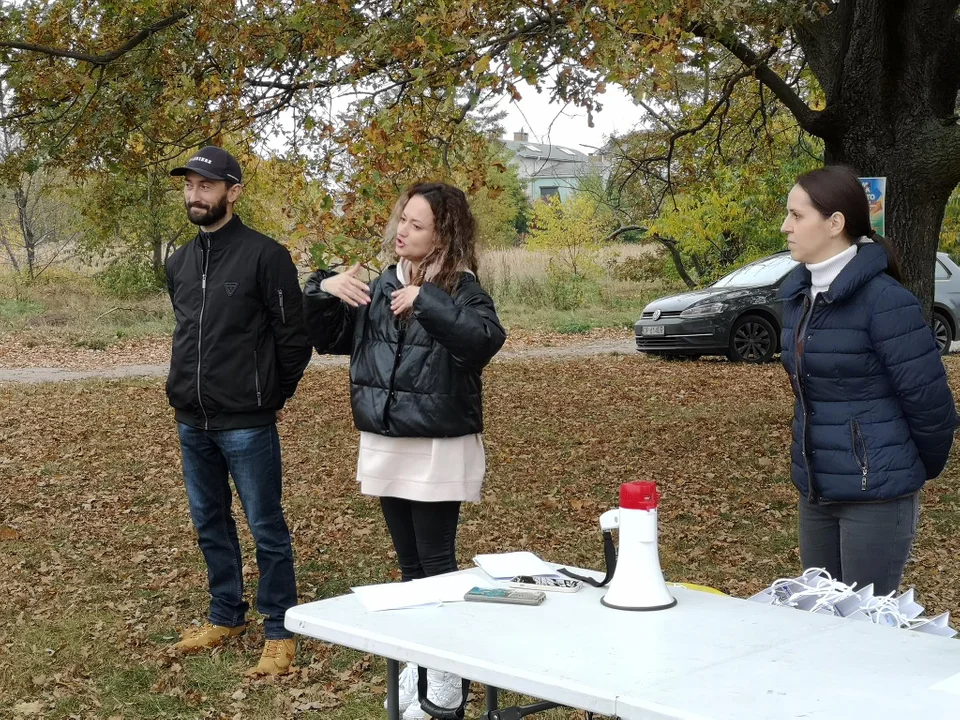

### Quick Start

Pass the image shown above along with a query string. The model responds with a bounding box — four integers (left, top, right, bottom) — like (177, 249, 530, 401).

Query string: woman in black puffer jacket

(302, 182, 505, 719)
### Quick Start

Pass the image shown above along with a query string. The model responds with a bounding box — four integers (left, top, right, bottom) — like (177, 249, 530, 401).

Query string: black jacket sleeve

(413, 281, 506, 369)
(165, 256, 176, 310)
(259, 244, 312, 400)
(302, 270, 357, 356)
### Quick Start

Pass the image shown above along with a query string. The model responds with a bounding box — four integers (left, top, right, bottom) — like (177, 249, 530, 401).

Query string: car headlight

(680, 302, 726, 317)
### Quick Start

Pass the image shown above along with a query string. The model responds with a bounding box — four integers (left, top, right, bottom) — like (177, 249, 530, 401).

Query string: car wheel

(727, 314, 777, 363)
(933, 311, 953, 356)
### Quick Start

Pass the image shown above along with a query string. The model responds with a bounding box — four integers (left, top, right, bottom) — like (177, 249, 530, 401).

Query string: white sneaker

(384, 662, 418, 714)
(401, 670, 463, 720)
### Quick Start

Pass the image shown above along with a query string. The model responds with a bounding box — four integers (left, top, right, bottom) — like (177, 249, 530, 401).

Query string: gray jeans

(798, 491, 920, 596)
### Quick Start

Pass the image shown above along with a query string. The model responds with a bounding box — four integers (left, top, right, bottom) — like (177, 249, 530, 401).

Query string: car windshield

(712, 254, 798, 288)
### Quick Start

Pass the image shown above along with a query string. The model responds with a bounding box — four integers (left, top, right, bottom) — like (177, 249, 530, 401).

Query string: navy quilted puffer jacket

(780, 242, 957, 503)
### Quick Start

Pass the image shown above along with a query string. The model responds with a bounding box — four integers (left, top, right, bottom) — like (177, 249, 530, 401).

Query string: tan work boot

(246, 638, 296, 677)
(173, 622, 246, 651)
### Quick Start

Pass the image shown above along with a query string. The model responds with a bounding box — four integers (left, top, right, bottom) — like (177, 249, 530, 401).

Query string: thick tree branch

(616, 65, 753, 196)
(690, 22, 833, 139)
(943, 124, 960, 184)
(0, 10, 190, 65)
(603, 225, 645, 242)
(651, 234, 698, 289)
(792, 1, 853, 105)
(933, 16, 960, 120)
(247, 77, 333, 92)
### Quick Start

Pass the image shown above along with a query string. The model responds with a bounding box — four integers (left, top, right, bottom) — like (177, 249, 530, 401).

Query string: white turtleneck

(806, 244, 858, 301)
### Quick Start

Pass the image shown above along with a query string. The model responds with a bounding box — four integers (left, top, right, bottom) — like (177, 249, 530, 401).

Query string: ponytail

(869, 232, 904, 284)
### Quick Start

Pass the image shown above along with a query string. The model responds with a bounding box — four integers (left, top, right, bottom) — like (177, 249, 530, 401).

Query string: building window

(540, 186, 560, 199)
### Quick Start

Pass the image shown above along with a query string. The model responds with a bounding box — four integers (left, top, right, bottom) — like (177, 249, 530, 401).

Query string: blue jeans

(177, 423, 296, 639)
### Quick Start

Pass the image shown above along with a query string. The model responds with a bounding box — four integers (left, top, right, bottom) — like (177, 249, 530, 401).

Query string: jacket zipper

(852, 419, 869, 490)
(795, 294, 816, 501)
(382, 318, 407, 433)
(278, 289, 286, 323)
(196, 233, 211, 430)
(254, 350, 262, 407)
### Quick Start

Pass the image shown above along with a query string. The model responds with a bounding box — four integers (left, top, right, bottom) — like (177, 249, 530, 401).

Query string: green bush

(546, 268, 587, 311)
(608, 252, 668, 283)
(96, 259, 165, 299)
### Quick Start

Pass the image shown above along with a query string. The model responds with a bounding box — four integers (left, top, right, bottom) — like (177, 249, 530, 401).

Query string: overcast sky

(495, 80, 642, 152)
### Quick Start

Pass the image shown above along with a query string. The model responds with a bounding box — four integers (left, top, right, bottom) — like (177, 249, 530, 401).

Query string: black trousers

(380, 497, 462, 581)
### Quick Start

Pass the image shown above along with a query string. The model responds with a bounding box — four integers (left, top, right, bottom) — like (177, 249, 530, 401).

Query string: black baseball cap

(170, 146, 242, 184)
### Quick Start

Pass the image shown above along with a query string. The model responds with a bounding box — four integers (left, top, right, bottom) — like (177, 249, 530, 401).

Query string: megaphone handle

(558, 531, 617, 587)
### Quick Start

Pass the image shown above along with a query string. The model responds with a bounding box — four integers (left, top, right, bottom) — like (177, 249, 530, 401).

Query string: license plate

(642, 325, 665, 336)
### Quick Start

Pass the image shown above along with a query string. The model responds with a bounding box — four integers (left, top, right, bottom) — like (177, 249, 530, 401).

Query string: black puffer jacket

(165, 215, 312, 430)
(302, 266, 505, 437)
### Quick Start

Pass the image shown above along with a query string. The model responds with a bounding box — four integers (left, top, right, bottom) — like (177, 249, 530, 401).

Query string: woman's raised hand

(322, 264, 371, 307)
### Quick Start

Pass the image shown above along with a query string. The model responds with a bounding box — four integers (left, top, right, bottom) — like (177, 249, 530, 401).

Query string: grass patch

(493, 280, 677, 333)
(0, 246, 681, 350)
(0, 298, 45, 320)
(0, 271, 173, 350)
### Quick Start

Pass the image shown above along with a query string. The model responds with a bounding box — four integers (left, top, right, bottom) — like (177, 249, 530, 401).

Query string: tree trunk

(152, 237, 163, 274)
(792, 0, 960, 321)
(824, 139, 956, 322)
(148, 171, 164, 275)
(882, 179, 952, 322)
(13, 186, 36, 280)
(652, 234, 697, 289)
(0, 236, 20, 272)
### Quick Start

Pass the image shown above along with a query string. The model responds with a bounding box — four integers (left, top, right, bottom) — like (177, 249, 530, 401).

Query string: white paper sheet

(472, 552, 555, 579)
(351, 574, 496, 612)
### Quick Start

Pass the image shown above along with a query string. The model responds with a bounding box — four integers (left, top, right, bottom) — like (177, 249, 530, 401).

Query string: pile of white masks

(748, 567, 955, 637)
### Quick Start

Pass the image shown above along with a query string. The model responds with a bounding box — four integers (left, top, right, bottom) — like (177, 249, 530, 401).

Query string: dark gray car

(635, 251, 959, 362)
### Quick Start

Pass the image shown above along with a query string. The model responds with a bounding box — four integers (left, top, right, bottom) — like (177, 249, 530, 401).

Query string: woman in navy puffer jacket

(779, 166, 957, 595)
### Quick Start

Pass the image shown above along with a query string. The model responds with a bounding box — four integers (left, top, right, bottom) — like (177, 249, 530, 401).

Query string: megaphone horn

(601, 482, 676, 611)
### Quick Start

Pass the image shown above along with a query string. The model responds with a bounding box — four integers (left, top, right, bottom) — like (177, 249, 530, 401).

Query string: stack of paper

(351, 574, 495, 612)
(472, 551, 557, 580)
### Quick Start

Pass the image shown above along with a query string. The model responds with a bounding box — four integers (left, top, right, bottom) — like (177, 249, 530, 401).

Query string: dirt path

(0, 338, 636, 384)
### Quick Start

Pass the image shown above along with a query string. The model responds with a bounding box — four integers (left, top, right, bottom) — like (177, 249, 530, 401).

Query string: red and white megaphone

(563, 481, 676, 611)
(601, 482, 676, 611)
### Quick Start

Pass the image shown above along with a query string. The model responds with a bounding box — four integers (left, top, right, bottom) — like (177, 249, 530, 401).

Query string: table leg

(387, 658, 400, 720)
(485, 685, 498, 714)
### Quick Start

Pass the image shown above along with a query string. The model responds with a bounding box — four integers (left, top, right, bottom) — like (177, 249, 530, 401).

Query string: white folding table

(285, 567, 960, 719)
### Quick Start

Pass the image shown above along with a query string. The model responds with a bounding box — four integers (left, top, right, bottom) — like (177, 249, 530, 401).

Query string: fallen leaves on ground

(0, 327, 628, 371)
(2, 355, 960, 719)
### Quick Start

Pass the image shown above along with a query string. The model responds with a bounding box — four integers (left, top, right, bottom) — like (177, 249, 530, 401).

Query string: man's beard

(186, 195, 228, 226)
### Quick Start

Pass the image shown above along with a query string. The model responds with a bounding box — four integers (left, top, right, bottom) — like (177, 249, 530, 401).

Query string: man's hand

(390, 286, 421, 316)
(321, 264, 370, 307)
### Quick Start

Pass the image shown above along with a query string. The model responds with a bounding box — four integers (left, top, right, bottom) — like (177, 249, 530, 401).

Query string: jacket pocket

(278, 289, 286, 324)
(851, 419, 869, 490)
(254, 351, 262, 407)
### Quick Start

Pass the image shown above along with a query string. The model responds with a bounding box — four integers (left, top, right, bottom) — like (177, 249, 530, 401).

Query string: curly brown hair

(382, 182, 479, 296)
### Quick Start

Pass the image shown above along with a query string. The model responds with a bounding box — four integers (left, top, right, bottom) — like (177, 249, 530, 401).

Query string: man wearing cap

(165, 146, 311, 676)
